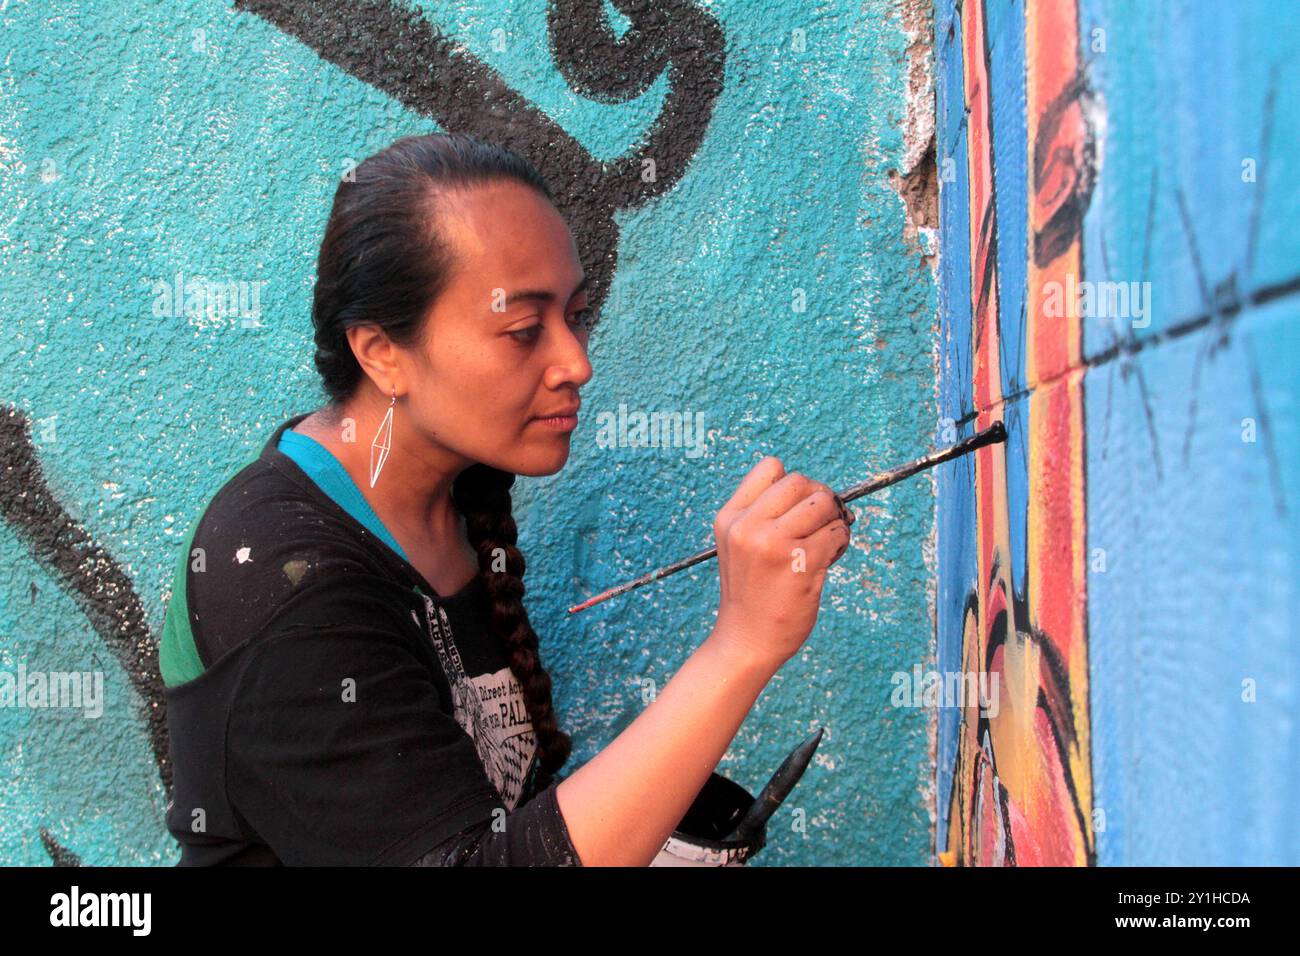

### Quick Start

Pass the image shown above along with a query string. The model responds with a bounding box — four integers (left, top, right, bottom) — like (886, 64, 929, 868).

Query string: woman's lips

(532, 414, 578, 431)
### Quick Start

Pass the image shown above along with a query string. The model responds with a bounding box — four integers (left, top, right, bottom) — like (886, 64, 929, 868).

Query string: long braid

(453, 463, 571, 781)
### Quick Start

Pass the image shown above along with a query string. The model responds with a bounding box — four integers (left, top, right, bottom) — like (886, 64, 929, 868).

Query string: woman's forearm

(553, 621, 783, 866)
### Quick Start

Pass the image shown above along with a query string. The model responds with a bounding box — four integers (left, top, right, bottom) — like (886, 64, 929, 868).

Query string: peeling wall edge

(889, 0, 941, 865)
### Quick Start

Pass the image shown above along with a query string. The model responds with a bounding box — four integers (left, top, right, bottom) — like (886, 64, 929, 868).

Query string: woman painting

(158, 132, 854, 866)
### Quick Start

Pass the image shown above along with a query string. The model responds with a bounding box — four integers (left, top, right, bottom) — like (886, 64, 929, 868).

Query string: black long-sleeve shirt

(410, 782, 580, 866)
(159, 412, 581, 866)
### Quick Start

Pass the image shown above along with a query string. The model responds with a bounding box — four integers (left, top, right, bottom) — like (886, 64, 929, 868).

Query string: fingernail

(834, 494, 854, 525)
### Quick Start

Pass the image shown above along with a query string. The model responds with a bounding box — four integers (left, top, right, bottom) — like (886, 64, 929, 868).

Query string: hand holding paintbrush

(700, 449, 864, 667)
(569, 422, 1006, 617)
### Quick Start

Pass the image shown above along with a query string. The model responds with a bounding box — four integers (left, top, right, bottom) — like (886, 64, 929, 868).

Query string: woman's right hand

(710, 455, 855, 669)
(555, 456, 855, 865)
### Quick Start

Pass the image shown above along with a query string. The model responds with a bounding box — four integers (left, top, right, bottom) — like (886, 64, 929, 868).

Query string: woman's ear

(347, 324, 406, 395)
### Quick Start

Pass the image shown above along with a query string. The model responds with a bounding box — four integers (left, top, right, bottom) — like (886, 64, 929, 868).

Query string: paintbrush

(567, 421, 1007, 614)
(723, 727, 826, 846)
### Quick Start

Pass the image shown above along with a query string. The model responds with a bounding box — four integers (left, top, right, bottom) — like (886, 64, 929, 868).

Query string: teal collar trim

(276, 429, 411, 564)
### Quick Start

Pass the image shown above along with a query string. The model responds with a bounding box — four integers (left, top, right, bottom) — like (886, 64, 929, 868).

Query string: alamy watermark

(890, 665, 999, 717)
(0, 665, 104, 718)
(1041, 273, 1152, 328)
(594, 404, 709, 459)
(151, 271, 268, 329)
(50, 886, 150, 935)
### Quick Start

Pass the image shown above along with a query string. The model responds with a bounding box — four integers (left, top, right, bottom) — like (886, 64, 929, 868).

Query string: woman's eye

(509, 310, 593, 344)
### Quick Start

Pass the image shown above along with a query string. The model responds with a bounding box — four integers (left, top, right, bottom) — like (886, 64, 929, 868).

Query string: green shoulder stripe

(158, 447, 264, 687)
(158, 509, 206, 687)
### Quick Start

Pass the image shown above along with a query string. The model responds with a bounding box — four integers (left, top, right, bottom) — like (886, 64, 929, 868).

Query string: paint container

(650, 771, 765, 866)
(649, 728, 824, 866)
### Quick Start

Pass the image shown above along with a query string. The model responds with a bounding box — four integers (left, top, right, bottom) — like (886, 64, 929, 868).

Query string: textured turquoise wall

(0, 0, 936, 865)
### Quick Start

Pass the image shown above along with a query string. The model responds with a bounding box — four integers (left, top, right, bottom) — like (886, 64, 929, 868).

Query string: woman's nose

(550, 322, 593, 387)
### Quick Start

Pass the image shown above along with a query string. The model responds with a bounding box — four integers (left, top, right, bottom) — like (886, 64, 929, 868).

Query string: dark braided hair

(310, 131, 571, 779)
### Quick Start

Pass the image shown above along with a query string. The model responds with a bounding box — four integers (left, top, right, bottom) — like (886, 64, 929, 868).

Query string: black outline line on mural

(232, 0, 727, 319)
(0, 408, 169, 863)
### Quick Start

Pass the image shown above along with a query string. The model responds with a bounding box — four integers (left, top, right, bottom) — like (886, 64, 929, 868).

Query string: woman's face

(403, 179, 593, 478)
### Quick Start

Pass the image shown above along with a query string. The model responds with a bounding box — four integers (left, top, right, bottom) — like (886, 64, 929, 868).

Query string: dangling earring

(370, 388, 395, 488)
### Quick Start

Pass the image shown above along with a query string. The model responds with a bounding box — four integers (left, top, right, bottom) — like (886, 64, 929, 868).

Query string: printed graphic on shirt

(412, 591, 537, 810)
